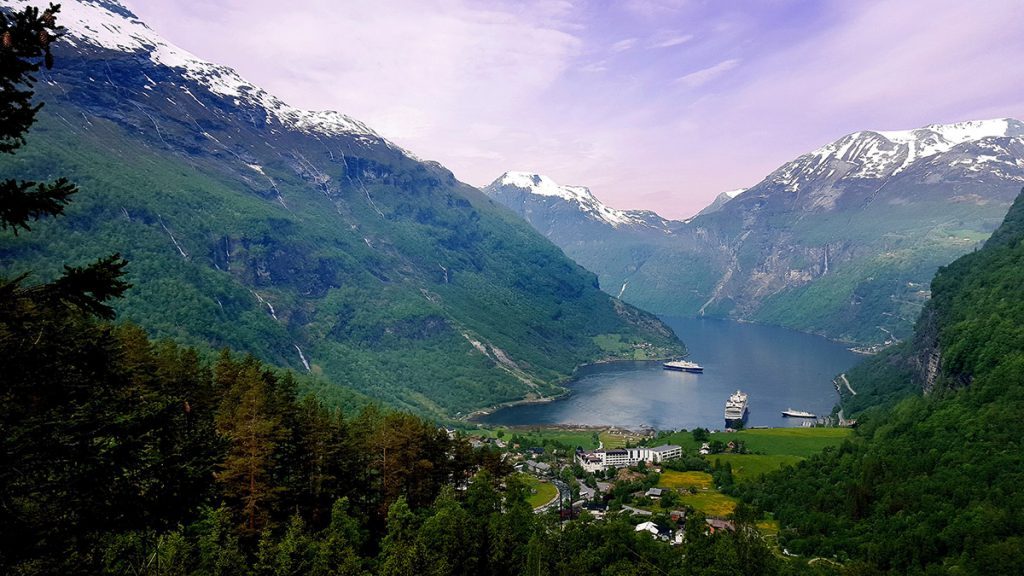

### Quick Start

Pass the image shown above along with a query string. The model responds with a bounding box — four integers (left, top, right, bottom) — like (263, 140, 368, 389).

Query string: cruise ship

(724, 390, 749, 427)
(781, 408, 816, 418)
(663, 360, 704, 373)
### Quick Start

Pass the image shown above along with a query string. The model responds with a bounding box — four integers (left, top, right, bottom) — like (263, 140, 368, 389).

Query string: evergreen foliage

(741, 189, 1024, 574)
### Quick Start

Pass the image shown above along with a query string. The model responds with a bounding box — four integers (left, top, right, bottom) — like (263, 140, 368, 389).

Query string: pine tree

(215, 361, 287, 534)
(0, 3, 129, 320)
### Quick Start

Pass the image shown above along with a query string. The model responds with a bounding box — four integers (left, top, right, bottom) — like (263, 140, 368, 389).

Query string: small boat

(781, 408, 816, 418)
(663, 360, 703, 373)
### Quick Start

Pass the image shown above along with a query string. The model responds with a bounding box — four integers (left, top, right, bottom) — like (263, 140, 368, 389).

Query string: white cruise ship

(724, 390, 749, 427)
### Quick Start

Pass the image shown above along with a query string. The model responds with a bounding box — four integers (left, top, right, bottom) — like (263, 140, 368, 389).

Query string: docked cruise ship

(724, 390, 749, 427)
(663, 360, 704, 373)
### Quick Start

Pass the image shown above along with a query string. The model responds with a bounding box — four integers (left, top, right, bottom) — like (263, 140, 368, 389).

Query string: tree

(215, 359, 287, 534)
(0, 3, 128, 319)
(377, 496, 422, 576)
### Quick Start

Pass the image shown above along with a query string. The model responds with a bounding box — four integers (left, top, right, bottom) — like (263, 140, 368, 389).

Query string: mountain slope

(487, 119, 1024, 345)
(743, 188, 1024, 573)
(0, 0, 682, 416)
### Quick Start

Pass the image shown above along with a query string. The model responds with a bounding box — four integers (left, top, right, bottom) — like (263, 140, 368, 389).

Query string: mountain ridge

(485, 117, 1024, 345)
(0, 0, 684, 416)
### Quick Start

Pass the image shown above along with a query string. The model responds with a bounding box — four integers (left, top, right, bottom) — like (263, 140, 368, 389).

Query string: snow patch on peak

(725, 188, 747, 199)
(17, 0, 383, 142)
(774, 118, 1023, 189)
(497, 172, 595, 202)
(875, 118, 1014, 146)
(493, 171, 641, 228)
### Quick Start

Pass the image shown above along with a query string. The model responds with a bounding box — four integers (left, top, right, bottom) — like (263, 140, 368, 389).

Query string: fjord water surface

(480, 317, 862, 430)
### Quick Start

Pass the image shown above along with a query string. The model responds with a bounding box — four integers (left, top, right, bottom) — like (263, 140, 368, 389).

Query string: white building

(575, 444, 682, 471)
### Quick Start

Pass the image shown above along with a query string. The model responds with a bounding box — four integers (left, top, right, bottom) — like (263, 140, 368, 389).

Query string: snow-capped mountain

(489, 119, 1024, 346)
(764, 119, 1024, 208)
(18, 0, 386, 144)
(485, 171, 666, 230)
(695, 188, 747, 217)
(0, 0, 683, 416)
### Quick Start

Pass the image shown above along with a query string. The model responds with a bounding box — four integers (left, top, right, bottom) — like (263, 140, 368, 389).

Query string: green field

(658, 470, 713, 490)
(710, 454, 805, 482)
(678, 491, 738, 517)
(728, 427, 853, 457)
(522, 475, 558, 508)
(475, 428, 600, 450)
(599, 431, 628, 449)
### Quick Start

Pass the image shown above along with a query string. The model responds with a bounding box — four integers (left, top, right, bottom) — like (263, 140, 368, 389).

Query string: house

(525, 460, 552, 475)
(582, 501, 607, 519)
(645, 487, 663, 499)
(699, 442, 711, 455)
(635, 521, 660, 536)
(635, 521, 671, 541)
(705, 518, 735, 533)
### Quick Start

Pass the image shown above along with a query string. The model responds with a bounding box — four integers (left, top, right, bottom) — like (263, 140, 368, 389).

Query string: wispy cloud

(674, 59, 740, 88)
(622, 0, 688, 19)
(651, 33, 693, 48)
(610, 38, 638, 53)
(579, 60, 609, 73)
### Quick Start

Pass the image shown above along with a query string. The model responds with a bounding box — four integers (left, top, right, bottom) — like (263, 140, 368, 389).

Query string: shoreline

(463, 356, 676, 424)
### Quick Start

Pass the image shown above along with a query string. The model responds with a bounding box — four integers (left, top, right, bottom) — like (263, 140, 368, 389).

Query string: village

(454, 424, 852, 545)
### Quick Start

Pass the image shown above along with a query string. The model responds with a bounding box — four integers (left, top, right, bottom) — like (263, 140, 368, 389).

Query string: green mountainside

(742, 189, 1024, 573)
(0, 2, 681, 418)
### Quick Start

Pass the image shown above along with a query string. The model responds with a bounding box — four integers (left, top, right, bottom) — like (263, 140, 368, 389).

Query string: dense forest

(739, 191, 1024, 574)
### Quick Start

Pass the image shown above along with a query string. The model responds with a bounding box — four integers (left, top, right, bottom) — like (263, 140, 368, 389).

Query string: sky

(123, 0, 1024, 219)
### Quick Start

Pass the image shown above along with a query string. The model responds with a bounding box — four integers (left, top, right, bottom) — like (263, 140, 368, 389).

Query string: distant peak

(491, 171, 647, 228)
(495, 171, 595, 201)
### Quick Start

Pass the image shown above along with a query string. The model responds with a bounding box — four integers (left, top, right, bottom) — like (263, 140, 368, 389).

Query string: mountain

(694, 188, 746, 217)
(486, 119, 1024, 345)
(0, 0, 682, 417)
(483, 172, 719, 310)
(743, 188, 1024, 573)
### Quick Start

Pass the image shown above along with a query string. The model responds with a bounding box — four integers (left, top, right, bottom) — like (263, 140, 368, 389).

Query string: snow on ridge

(875, 118, 1012, 146)
(498, 171, 592, 201)
(495, 171, 642, 228)
(725, 188, 747, 199)
(774, 118, 1022, 188)
(14, 0, 382, 141)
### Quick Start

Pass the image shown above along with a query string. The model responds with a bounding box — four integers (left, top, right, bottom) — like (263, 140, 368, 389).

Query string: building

(524, 460, 552, 476)
(575, 444, 683, 471)
(645, 487, 663, 499)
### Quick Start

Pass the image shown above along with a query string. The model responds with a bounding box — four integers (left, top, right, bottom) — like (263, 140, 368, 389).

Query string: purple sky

(124, 0, 1024, 219)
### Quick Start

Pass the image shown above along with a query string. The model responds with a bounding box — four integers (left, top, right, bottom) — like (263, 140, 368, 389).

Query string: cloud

(622, 0, 688, 19)
(651, 33, 693, 48)
(579, 60, 609, 73)
(611, 38, 638, 53)
(674, 58, 740, 88)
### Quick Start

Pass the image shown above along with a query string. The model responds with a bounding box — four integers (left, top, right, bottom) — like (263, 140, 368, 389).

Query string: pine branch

(0, 177, 77, 234)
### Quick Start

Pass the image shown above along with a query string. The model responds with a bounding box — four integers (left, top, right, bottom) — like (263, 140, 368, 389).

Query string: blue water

(479, 317, 862, 430)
